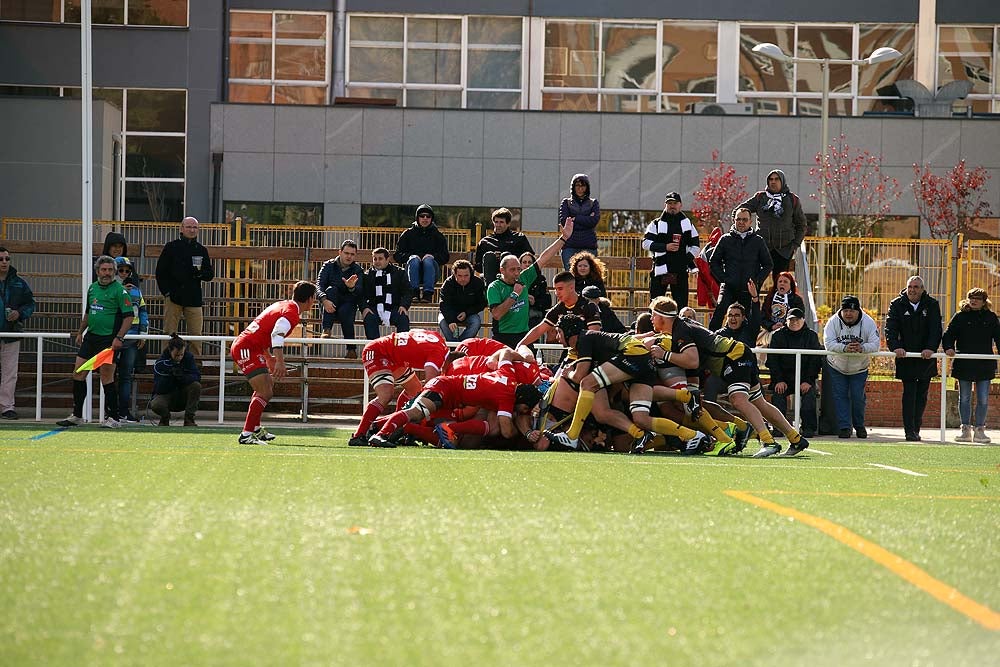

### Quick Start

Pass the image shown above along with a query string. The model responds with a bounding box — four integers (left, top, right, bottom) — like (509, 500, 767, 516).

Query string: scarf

(763, 192, 784, 217)
(370, 269, 394, 326)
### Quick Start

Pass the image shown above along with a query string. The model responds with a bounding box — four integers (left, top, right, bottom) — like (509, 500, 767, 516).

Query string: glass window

(406, 18, 461, 85)
(128, 0, 186, 26)
(796, 26, 853, 94)
(602, 22, 657, 91)
(0, 3, 61, 21)
(858, 24, 915, 98)
(225, 202, 323, 226)
(126, 89, 185, 132)
(938, 26, 994, 95)
(740, 25, 795, 93)
(662, 22, 718, 95)
(66, 0, 124, 24)
(125, 135, 185, 179)
(468, 16, 522, 91)
(0, 85, 61, 96)
(124, 180, 184, 222)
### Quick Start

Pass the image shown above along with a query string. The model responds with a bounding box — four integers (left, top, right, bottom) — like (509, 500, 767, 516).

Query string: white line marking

(867, 463, 927, 477)
(809, 448, 833, 456)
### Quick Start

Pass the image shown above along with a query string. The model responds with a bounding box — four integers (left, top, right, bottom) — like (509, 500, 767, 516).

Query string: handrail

(2, 331, 991, 444)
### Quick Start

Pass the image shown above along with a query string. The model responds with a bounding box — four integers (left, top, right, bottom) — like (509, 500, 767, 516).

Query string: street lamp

(751, 43, 902, 236)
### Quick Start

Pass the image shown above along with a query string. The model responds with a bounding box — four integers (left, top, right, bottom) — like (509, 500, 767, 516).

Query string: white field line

(867, 463, 928, 477)
(809, 448, 833, 456)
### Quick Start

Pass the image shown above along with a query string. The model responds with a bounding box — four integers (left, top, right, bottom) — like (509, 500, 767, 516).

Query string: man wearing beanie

(394, 204, 450, 303)
(766, 307, 823, 438)
(824, 295, 881, 438)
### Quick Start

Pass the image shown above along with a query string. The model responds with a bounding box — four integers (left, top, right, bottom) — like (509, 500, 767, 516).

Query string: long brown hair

(569, 251, 606, 282)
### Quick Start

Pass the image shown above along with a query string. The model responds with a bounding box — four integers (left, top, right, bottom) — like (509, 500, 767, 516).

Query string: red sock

(395, 392, 411, 411)
(355, 399, 386, 437)
(376, 410, 410, 438)
(449, 420, 490, 437)
(403, 423, 438, 445)
(243, 394, 267, 432)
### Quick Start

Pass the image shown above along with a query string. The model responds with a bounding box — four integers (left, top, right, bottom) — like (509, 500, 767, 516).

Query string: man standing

(230, 281, 317, 445)
(57, 256, 135, 428)
(885, 276, 942, 441)
(824, 295, 881, 438)
(642, 191, 700, 306)
(738, 169, 806, 281)
(316, 239, 365, 357)
(156, 216, 214, 357)
(474, 208, 534, 280)
(362, 247, 411, 339)
(438, 259, 487, 342)
(708, 207, 772, 330)
(394, 204, 450, 303)
(0, 247, 36, 420)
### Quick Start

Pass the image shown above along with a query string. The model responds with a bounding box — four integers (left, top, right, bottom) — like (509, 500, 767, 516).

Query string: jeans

(770, 384, 818, 433)
(322, 300, 359, 343)
(561, 246, 595, 270)
(901, 378, 930, 435)
(117, 342, 138, 417)
(406, 256, 439, 294)
(827, 366, 867, 430)
(958, 379, 990, 427)
(438, 312, 483, 342)
(363, 309, 410, 340)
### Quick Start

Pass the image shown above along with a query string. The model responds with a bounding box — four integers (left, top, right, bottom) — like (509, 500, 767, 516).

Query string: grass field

(1, 424, 998, 666)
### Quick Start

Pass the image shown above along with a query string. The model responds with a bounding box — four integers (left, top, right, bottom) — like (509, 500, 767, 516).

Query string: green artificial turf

(0, 424, 998, 666)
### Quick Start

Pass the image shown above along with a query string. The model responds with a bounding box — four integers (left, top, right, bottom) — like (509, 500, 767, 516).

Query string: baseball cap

(786, 307, 804, 320)
(581, 286, 603, 300)
(664, 191, 682, 203)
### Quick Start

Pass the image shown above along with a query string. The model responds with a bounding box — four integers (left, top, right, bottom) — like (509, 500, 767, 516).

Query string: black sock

(72, 380, 87, 417)
(103, 382, 118, 419)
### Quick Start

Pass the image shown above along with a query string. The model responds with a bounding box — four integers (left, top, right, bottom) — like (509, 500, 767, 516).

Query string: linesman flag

(75, 347, 115, 373)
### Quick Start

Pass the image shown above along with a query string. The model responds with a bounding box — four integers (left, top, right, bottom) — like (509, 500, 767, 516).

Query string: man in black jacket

(438, 259, 487, 342)
(316, 239, 365, 357)
(885, 276, 942, 441)
(474, 208, 534, 280)
(766, 308, 822, 438)
(150, 334, 201, 427)
(362, 248, 412, 340)
(708, 207, 772, 330)
(394, 204, 450, 303)
(641, 191, 700, 305)
(155, 216, 214, 357)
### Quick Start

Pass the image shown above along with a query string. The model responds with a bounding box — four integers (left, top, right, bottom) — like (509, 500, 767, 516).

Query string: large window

(739, 23, 915, 115)
(938, 26, 999, 113)
(0, 1, 187, 26)
(225, 202, 323, 227)
(347, 14, 525, 109)
(229, 10, 331, 105)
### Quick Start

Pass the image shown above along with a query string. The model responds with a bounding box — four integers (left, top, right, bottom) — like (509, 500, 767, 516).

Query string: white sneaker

(101, 416, 121, 429)
(57, 414, 83, 427)
(973, 426, 991, 444)
(955, 425, 972, 442)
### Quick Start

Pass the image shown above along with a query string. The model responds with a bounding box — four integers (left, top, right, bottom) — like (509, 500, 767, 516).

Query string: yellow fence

(962, 240, 1000, 302)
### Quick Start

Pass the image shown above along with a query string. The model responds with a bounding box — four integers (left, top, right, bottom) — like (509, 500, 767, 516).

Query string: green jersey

(86, 280, 132, 336)
(486, 263, 538, 335)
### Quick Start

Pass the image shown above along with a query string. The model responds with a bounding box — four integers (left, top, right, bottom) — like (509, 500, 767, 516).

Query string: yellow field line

(754, 490, 1000, 500)
(725, 490, 1000, 631)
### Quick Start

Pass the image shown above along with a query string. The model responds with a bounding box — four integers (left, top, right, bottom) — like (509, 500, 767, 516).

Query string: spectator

(708, 207, 772, 330)
(316, 240, 365, 358)
(694, 226, 722, 309)
(114, 256, 148, 423)
(0, 246, 35, 420)
(642, 191, 700, 306)
(761, 271, 806, 333)
(943, 287, 1000, 444)
(155, 216, 214, 357)
(582, 285, 627, 334)
(767, 307, 822, 438)
(518, 270, 602, 348)
(150, 334, 201, 427)
(569, 251, 608, 298)
(520, 251, 552, 332)
(474, 208, 534, 280)
(885, 276, 942, 442)
(394, 204, 450, 303)
(94, 231, 134, 281)
(57, 256, 135, 428)
(558, 174, 600, 269)
(738, 169, 806, 281)
(715, 284, 761, 348)
(362, 247, 411, 340)
(438, 259, 487, 342)
(824, 295, 880, 438)
(488, 222, 575, 349)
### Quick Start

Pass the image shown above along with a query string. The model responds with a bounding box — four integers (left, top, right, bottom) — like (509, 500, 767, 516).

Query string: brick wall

(860, 381, 998, 429)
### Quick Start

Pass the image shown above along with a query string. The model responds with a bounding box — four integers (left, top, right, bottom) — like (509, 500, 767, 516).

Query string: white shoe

(101, 416, 121, 429)
(973, 426, 991, 444)
(57, 414, 83, 427)
(955, 425, 972, 442)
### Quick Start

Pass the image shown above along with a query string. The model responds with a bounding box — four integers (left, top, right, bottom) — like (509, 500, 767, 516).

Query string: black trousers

(770, 250, 791, 283)
(709, 287, 753, 330)
(648, 272, 689, 308)
(901, 378, 931, 436)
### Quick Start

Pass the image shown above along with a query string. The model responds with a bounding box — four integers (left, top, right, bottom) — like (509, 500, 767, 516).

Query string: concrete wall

(0, 97, 120, 221)
(211, 104, 1000, 233)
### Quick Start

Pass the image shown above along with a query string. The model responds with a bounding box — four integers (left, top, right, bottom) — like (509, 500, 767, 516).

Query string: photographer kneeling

(151, 334, 201, 426)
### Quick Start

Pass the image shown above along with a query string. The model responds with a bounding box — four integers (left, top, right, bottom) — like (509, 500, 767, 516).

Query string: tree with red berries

(692, 150, 749, 231)
(912, 160, 993, 239)
(809, 134, 901, 237)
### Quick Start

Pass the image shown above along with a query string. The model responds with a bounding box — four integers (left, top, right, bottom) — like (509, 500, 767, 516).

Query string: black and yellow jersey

(575, 330, 649, 366)
(670, 317, 746, 376)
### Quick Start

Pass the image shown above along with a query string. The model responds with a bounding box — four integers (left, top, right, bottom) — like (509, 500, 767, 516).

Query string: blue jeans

(406, 256, 439, 294)
(322, 300, 359, 342)
(116, 342, 138, 418)
(363, 309, 410, 340)
(958, 379, 990, 427)
(438, 312, 483, 342)
(827, 366, 867, 430)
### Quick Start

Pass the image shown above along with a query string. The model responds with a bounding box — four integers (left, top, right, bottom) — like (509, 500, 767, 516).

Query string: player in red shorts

(231, 281, 316, 445)
(369, 370, 542, 448)
(349, 328, 449, 447)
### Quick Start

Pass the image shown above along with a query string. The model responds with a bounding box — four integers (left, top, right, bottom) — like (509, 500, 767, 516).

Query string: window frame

(936, 24, 999, 113)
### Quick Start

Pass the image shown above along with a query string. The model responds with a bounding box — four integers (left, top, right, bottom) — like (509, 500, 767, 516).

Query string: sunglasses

(0, 257, 10, 262)
(118, 268, 131, 274)
(417, 214, 432, 219)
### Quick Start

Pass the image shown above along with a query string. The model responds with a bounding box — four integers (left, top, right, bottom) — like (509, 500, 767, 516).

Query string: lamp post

(750, 43, 902, 237)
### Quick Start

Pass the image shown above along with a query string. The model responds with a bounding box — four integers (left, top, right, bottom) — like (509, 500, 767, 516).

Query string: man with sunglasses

(0, 247, 36, 420)
(393, 204, 450, 303)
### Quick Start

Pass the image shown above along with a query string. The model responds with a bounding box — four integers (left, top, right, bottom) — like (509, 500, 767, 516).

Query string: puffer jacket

(558, 173, 600, 251)
(0, 266, 36, 342)
(942, 307, 1000, 381)
(709, 229, 772, 290)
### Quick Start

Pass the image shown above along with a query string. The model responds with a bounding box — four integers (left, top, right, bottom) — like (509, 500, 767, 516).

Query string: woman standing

(558, 174, 600, 269)
(942, 288, 1000, 443)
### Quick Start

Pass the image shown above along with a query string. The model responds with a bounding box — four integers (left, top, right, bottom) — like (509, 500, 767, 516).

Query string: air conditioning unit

(693, 102, 755, 115)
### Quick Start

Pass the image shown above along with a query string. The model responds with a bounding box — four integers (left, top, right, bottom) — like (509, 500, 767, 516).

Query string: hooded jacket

(155, 234, 214, 307)
(942, 306, 1000, 381)
(0, 265, 36, 342)
(393, 205, 450, 267)
(738, 170, 806, 260)
(102, 232, 128, 258)
(885, 289, 942, 381)
(824, 310, 880, 375)
(558, 174, 600, 251)
(709, 228, 772, 291)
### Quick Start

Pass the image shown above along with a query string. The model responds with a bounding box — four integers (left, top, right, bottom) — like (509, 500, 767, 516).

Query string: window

(938, 26, 999, 113)
(225, 202, 323, 227)
(661, 21, 718, 113)
(64, 0, 186, 25)
(347, 14, 524, 109)
(229, 10, 331, 105)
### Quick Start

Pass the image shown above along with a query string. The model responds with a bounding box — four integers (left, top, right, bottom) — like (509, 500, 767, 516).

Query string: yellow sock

(732, 416, 748, 431)
(757, 428, 775, 444)
(674, 388, 691, 403)
(696, 411, 732, 443)
(566, 390, 595, 440)
(786, 429, 802, 444)
(651, 417, 698, 440)
(627, 424, 644, 439)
